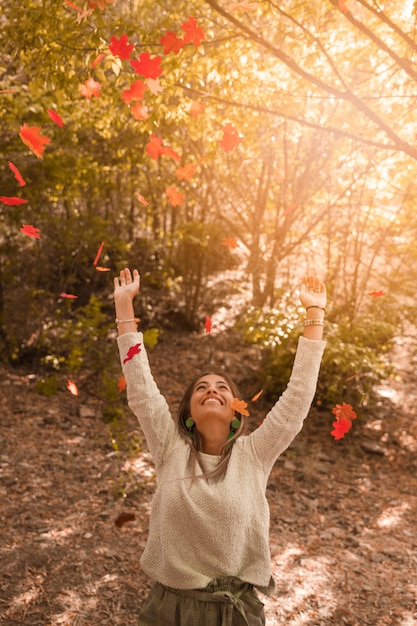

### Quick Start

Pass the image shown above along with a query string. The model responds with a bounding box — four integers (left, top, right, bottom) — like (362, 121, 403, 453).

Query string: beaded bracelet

(115, 317, 139, 324)
(304, 318, 324, 327)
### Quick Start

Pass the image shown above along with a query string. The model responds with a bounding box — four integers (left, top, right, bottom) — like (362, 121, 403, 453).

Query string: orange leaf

(330, 418, 351, 440)
(109, 34, 135, 60)
(19, 124, 51, 159)
(221, 237, 238, 249)
(230, 397, 250, 417)
(67, 379, 79, 396)
(80, 77, 101, 99)
(60, 292, 78, 299)
(93, 241, 105, 266)
(8, 161, 26, 186)
(131, 103, 149, 120)
(130, 52, 163, 79)
(90, 52, 105, 69)
(219, 123, 242, 152)
(88, 0, 115, 10)
(368, 290, 385, 297)
(189, 100, 205, 119)
(332, 402, 357, 424)
(160, 31, 185, 55)
(181, 16, 205, 47)
(135, 192, 149, 206)
(121, 79, 147, 104)
(117, 375, 127, 392)
(47, 109, 64, 127)
(64, 0, 84, 12)
(95, 266, 111, 272)
(251, 389, 263, 402)
(176, 163, 196, 181)
(204, 315, 212, 334)
(20, 224, 40, 238)
(1, 196, 28, 205)
(161, 146, 181, 162)
(146, 78, 163, 95)
(166, 186, 184, 207)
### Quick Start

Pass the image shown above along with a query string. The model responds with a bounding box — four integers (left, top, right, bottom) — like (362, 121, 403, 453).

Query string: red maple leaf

(221, 237, 238, 249)
(93, 241, 105, 266)
(160, 31, 185, 55)
(109, 34, 135, 60)
(123, 343, 142, 365)
(135, 192, 149, 206)
(131, 103, 149, 120)
(79, 77, 101, 99)
(204, 315, 212, 334)
(166, 187, 184, 207)
(60, 292, 78, 299)
(230, 397, 250, 417)
(0, 196, 28, 206)
(176, 163, 196, 181)
(332, 402, 357, 424)
(90, 52, 105, 69)
(368, 290, 385, 297)
(146, 134, 164, 159)
(47, 109, 64, 127)
(121, 79, 147, 104)
(131, 52, 163, 79)
(330, 418, 352, 440)
(190, 100, 205, 119)
(19, 124, 51, 159)
(117, 375, 127, 392)
(219, 123, 242, 152)
(181, 17, 205, 47)
(20, 224, 40, 239)
(8, 162, 26, 186)
(67, 379, 79, 396)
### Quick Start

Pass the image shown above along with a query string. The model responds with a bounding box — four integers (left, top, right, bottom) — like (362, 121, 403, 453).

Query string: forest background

(1, 0, 417, 424)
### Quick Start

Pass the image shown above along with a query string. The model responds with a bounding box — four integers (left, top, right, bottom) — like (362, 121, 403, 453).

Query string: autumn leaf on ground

(20, 225, 40, 239)
(368, 290, 385, 297)
(204, 315, 212, 334)
(176, 163, 196, 181)
(0, 196, 28, 206)
(135, 192, 149, 206)
(114, 511, 135, 527)
(190, 100, 205, 119)
(121, 79, 147, 104)
(330, 418, 352, 440)
(117, 375, 127, 393)
(221, 237, 239, 249)
(131, 52, 163, 79)
(93, 241, 105, 266)
(19, 124, 51, 159)
(60, 293, 78, 299)
(166, 186, 184, 207)
(90, 52, 105, 69)
(8, 162, 26, 186)
(47, 109, 64, 127)
(160, 31, 185, 55)
(131, 102, 149, 120)
(219, 123, 242, 152)
(228, 1, 258, 10)
(146, 78, 163, 95)
(123, 343, 142, 365)
(181, 17, 205, 47)
(67, 379, 79, 396)
(251, 389, 264, 402)
(109, 34, 134, 60)
(230, 397, 250, 417)
(80, 77, 101, 99)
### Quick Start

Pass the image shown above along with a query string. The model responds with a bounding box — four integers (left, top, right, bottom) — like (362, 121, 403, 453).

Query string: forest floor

(1, 328, 417, 626)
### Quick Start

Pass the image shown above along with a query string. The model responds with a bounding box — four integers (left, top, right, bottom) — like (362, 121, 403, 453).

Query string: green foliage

(35, 374, 60, 396)
(143, 327, 160, 350)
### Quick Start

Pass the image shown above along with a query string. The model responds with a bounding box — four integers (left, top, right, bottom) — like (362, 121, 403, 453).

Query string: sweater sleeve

(248, 336, 326, 474)
(117, 332, 177, 467)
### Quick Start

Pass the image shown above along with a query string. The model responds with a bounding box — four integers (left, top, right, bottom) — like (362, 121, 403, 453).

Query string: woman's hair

(176, 371, 247, 480)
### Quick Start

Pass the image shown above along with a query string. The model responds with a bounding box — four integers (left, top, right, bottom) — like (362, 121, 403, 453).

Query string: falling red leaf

(181, 16, 205, 47)
(221, 237, 238, 249)
(160, 31, 185, 55)
(95, 266, 111, 272)
(19, 124, 51, 159)
(80, 77, 102, 99)
(0, 196, 28, 206)
(204, 315, 212, 334)
(117, 375, 127, 392)
(230, 397, 250, 417)
(135, 192, 149, 206)
(123, 343, 142, 365)
(251, 389, 264, 402)
(114, 511, 135, 527)
(93, 241, 105, 266)
(189, 100, 205, 119)
(90, 52, 105, 69)
(176, 163, 196, 181)
(20, 225, 40, 239)
(47, 109, 64, 127)
(109, 34, 135, 60)
(131, 52, 163, 79)
(368, 290, 385, 297)
(330, 418, 352, 440)
(330, 402, 357, 439)
(131, 103, 149, 120)
(145, 134, 164, 159)
(219, 123, 242, 152)
(166, 187, 184, 207)
(121, 79, 147, 104)
(8, 161, 27, 186)
(67, 379, 79, 396)
(60, 292, 78, 299)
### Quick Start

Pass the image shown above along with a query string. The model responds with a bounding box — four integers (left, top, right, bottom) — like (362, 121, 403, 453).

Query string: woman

(114, 268, 326, 626)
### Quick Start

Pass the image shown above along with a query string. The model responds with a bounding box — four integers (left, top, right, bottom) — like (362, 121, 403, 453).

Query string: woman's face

(189, 374, 235, 428)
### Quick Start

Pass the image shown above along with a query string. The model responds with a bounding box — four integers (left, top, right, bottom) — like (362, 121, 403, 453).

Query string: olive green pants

(138, 576, 266, 625)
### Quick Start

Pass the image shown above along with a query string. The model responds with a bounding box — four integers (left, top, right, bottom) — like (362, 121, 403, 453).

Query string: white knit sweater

(117, 332, 325, 595)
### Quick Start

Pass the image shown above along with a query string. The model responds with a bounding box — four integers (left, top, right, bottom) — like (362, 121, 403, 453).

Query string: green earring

(227, 418, 241, 440)
(185, 417, 195, 430)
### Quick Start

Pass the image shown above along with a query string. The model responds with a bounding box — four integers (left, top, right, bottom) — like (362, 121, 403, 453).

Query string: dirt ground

(1, 329, 416, 626)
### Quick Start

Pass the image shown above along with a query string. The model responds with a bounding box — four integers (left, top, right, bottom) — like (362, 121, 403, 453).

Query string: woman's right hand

(114, 268, 140, 304)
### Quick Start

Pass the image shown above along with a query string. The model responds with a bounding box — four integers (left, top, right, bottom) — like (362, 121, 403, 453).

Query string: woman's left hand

(299, 275, 327, 310)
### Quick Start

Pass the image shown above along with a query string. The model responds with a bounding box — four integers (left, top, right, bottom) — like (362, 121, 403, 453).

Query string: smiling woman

(113, 268, 326, 626)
